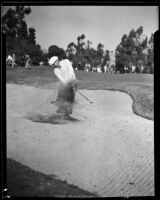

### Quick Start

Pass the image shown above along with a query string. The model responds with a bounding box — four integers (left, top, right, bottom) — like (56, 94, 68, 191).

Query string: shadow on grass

(7, 158, 97, 197)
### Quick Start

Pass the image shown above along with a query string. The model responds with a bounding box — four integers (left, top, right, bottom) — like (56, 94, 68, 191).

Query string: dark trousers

(56, 81, 77, 115)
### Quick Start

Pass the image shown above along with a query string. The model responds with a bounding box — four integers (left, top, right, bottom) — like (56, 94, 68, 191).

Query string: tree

(148, 33, 154, 49)
(67, 42, 77, 55)
(2, 6, 31, 38)
(29, 44, 43, 65)
(48, 45, 66, 60)
(14, 39, 28, 66)
(28, 27, 36, 45)
(2, 6, 32, 56)
(2, 6, 46, 66)
(147, 33, 154, 73)
(2, 8, 18, 56)
(15, 6, 31, 21)
(18, 20, 28, 39)
(2, 8, 17, 37)
(115, 26, 149, 72)
(85, 40, 92, 49)
(48, 45, 61, 57)
(84, 47, 97, 69)
(96, 43, 104, 64)
(76, 34, 86, 70)
(81, 34, 85, 40)
(77, 34, 85, 45)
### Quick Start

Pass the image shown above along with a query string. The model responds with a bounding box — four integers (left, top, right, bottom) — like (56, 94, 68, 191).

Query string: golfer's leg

(56, 84, 66, 115)
(56, 83, 74, 116)
(65, 82, 77, 115)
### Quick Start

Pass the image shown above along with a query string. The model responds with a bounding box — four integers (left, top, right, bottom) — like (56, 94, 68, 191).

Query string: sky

(2, 6, 158, 51)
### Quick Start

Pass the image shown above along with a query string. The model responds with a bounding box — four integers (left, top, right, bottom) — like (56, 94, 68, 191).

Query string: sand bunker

(7, 83, 154, 197)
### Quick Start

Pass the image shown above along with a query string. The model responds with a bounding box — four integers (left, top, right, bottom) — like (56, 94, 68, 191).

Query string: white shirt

(7, 55, 12, 61)
(131, 66, 136, 72)
(54, 59, 76, 84)
(97, 66, 102, 72)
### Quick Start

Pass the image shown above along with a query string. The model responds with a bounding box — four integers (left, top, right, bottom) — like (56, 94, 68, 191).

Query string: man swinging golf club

(49, 56, 77, 118)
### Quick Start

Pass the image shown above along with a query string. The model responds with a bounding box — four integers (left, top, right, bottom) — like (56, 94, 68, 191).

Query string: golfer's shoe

(56, 107, 64, 114)
(57, 108, 72, 118)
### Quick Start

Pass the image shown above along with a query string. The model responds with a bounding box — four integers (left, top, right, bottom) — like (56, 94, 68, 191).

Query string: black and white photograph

(2, 3, 157, 198)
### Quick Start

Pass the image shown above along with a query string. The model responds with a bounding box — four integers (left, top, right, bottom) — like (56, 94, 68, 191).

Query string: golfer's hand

(56, 66, 61, 69)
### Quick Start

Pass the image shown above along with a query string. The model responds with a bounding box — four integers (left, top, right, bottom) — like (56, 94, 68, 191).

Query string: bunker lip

(7, 84, 154, 197)
(7, 158, 97, 197)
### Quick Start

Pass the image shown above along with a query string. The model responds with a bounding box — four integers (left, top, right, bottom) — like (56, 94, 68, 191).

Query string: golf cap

(48, 56, 58, 65)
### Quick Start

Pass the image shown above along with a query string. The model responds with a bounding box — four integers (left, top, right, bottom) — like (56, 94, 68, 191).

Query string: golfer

(48, 56, 77, 117)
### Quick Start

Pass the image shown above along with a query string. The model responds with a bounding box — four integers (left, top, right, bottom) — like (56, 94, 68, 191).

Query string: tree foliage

(147, 33, 154, 73)
(18, 20, 28, 39)
(115, 26, 153, 73)
(66, 34, 106, 70)
(96, 43, 104, 64)
(3, 7, 154, 73)
(48, 45, 66, 60)
(28, 27, 36, 45)
(3, 6, 43, 66)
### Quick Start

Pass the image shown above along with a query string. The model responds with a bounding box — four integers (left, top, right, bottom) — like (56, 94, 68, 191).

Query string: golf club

(77, 90, 94, 104)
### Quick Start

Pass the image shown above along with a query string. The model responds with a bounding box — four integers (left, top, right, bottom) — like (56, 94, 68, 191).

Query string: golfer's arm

(66, 61, 77, 80)
(54, 69, 66, 83)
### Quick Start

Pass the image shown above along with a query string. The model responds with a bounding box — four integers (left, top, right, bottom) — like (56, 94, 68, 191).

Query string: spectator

(6, 54, 12, 66)
(92, 66, 97, 72)
(84, 63, 91, 72)
(11, 53, 17, 68)
(140, 64, 144, 73)
(131, 65, 136, 73)
(124, 65, 129, 73)
(103, 64, 108, 73)
(97, 65, 102, 73)
(25, 54, 31, 69)
(39, 61, 43, 66)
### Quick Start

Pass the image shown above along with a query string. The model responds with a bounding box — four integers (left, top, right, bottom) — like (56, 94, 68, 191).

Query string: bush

(143, 65, 152, 74)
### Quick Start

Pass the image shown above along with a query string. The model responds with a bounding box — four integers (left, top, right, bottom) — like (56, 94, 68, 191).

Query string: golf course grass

(7, 158, 96, 197)
(6, 66, 154, 197)
(7, 66, 153, 120)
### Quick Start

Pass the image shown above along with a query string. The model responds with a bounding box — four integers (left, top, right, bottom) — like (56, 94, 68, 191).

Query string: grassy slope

(7, 158, 96, 197)
(7, 67, 154, 120)
(6, 66, 153, 197)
